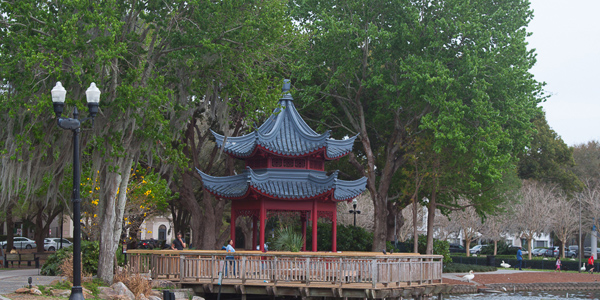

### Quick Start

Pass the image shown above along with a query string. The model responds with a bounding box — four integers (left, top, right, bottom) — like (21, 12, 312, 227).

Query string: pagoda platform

(128, 250, 450, 299)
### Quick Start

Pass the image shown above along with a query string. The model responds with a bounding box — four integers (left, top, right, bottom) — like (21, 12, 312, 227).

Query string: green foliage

(481, 243, 515, 255)
(306, 222, 373, 252)
(41, 241, 100, 276)
(443, 263, 497, 273)
(405, 235, 452, 264)
(271, 227, 304, 252)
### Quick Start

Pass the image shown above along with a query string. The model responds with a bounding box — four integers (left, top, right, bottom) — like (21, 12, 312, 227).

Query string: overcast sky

(527, 0, 600, 146)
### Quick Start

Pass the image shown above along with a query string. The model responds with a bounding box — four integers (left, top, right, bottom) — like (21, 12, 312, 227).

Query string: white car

(44, 238, 73, 251)
(469, 244, 488, 254)
(0, 237, 37, 249)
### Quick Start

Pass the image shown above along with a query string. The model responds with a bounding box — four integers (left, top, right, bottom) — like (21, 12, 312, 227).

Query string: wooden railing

(128, 250, 443, 288)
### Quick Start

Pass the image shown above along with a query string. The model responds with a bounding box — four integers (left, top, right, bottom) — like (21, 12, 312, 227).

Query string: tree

(512, 180, 554, 259)
(518, 112, 583, 193)
(548, 191, 578, 258)
(292, 0, 543, 251)
(450, 199, 485, 257)
(481, 212, 511, 255)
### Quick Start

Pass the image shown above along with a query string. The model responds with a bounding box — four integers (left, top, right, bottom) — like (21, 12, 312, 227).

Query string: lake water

(446, 290, 600, 299)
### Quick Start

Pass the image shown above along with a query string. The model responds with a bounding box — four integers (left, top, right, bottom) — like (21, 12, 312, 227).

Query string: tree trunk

(494, 240, 498, 255)
(98, 156, 133, 284)
(412, 197, 419, 253)
(180, 170, 203, 249)
(425, 191, 437, 254)
(386, 201, 400, 242)
(465, 234, 471, 257)
(34, 206, 45, 253)
(5, 201, 15, 251)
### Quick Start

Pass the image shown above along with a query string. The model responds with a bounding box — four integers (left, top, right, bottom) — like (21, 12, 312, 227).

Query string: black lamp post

(348, 198, 361, 227)
(52, 82, 101, 300)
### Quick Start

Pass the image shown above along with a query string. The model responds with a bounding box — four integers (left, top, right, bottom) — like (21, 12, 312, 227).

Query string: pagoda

(197, 80, 367, 252)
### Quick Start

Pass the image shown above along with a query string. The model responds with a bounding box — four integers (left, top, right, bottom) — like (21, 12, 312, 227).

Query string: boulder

(30, 288, 43, 295)
(138, 293, 149, 300)
(111, 282, 136, 300)
(50, 289, 69, 297)
(150, 290, 163, 298)
(99, 287, 119, 300)
(192, 296, 205, 300)
(15, 288, 30, 294)
(148, 296, 162, 300)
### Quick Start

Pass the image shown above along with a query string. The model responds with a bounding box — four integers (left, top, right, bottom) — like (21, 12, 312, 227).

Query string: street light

(52, 81, 101, 300)
(348, 198, 361, 227)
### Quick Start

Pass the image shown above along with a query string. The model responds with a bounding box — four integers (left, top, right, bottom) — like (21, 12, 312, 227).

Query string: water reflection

(446, 290, 600, 299)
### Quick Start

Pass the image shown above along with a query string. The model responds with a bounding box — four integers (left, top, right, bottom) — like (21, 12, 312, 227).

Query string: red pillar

(259, 198, 266, 252)
(312, 200, 318, 252)
(252, 216, 258, 250)
(301, 215, 307, 251)
(231, 207, 236, 248)
(332, 207, 337, 252)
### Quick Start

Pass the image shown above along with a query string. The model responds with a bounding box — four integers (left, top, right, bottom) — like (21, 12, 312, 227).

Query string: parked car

(469, 244, 488, 254)
(583, 247, 600, 258)
(137, 239, 160, 249)
(0, 237, 37, 249)
(449, 244, 465, 253)
(566, 249, 577, 258)
(531, 248, 545, 256)
(44, 238, 73, 251)
(509, 245, 528, 255)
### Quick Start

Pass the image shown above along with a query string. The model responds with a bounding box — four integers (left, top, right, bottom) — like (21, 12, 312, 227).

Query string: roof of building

(212, 80, 358, 159)
(197, 167, 367, 201)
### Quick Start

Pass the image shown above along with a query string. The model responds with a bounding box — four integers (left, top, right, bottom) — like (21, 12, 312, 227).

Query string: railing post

(241, 256, 247, 284)
(371, 259, 377, 288)
(180, 255, 185, 281)
(273, 256, 278, 285)
(305, 257, 311, 286)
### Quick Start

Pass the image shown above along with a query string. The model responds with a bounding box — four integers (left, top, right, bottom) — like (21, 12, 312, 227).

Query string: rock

(150, 290, 163, 298)
(192, 296, 205, 300)
(15, 288, 31, 294)
(58, 290, 72, 298)
(30, 289, 43, 295)
(99, 286, 119, 300)
(51, 289, 70, 297)
(148, 296, 162, 300)
(110, 282, 136, 300)
(151, 280, 175, 288)
(138, 293, 149, 300)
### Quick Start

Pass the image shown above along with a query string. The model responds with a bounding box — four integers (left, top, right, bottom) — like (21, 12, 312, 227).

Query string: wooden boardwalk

(128, 250, 450, 299)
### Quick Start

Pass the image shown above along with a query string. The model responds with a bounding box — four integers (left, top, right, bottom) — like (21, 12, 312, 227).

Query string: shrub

(306, 222, 373, 252)
(41, 240, 100, 276)
(271, 227, 304, 252)
(113, 267, 152, 298)
(394, 236, 452, 264)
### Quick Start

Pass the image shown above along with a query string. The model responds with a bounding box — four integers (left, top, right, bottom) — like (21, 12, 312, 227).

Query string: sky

(527, 0, 600, 146)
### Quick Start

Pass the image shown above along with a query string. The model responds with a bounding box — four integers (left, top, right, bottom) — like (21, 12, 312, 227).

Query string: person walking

(171, 232, 186, 250)
(555, 257, 562, 272)
(588, 256, 595, 274)
(516, 246, 523, 270)
(225, 239, 236, 277)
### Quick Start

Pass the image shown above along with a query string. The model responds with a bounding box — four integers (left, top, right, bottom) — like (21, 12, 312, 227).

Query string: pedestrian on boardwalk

(225, 239, 236, 276)
(587, 256, 595, 274)
(171, 232, 186, 250)
(516, 246, 523, 270)
(555, 257, 561, 272)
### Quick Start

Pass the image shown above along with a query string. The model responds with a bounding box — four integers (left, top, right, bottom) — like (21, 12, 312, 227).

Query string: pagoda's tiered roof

(198, 168, 367, 201)
(212, 82, 358, 159)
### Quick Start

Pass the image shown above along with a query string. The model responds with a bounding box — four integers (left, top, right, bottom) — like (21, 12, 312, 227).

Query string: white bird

(500, 260, 511, 268)
(462, 270, 475, 283)
(581, 263, 586, 271)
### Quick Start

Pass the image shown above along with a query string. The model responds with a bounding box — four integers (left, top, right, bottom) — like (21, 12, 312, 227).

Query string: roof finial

(281, 79, 293, 101)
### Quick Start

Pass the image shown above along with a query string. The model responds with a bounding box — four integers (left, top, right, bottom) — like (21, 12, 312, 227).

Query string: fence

(128, 250, 443, 288)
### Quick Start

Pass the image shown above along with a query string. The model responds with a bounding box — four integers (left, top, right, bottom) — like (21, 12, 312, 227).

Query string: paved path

(0, 269, 61, 294)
